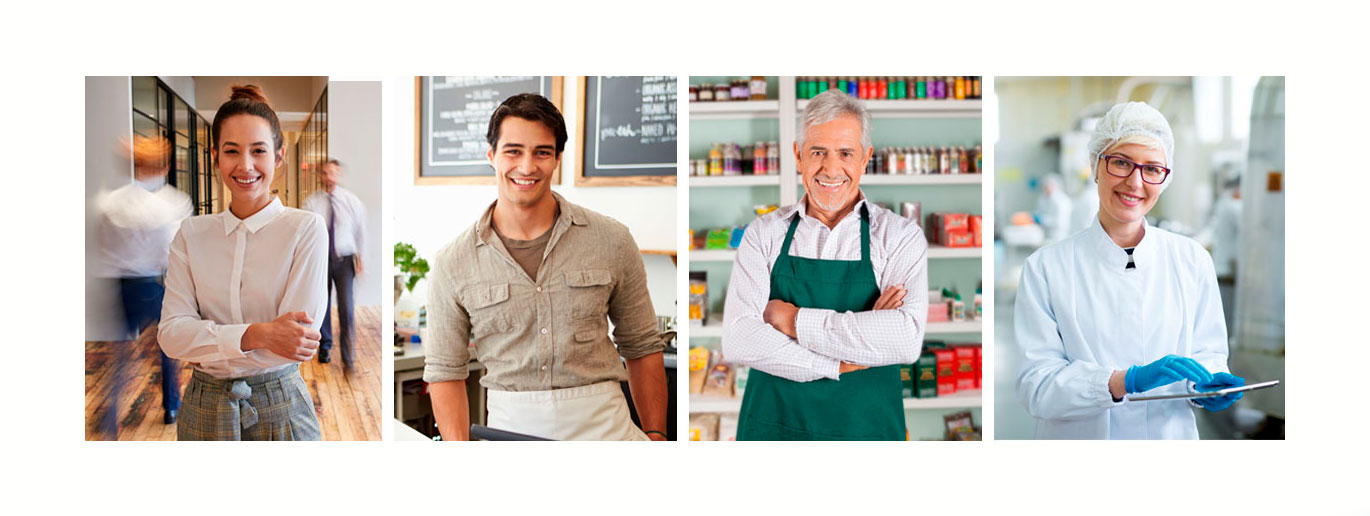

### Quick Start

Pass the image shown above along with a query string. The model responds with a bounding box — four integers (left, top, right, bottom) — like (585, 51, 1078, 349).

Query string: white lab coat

(1015, 218, 1229, 439)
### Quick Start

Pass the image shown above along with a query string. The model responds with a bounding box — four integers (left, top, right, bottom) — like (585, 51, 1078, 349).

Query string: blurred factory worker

(723, 89, 927, 440)
(159, 85, 328, 440)
(1015, 102, 1243, 439)
(303, 159, 366, 370)
(1035, 173, 1073, 243)
(92, 135, 193, 431)
(1071, 178, 1100, 233)
(1208, 175, 1243, 334)
(424, 94, 668, 441)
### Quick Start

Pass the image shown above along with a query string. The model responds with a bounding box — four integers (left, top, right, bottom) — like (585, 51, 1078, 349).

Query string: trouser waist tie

(228, 380, 259, 430)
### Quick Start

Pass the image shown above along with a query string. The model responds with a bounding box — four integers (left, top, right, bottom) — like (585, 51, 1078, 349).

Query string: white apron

(485, 381, 649, 441)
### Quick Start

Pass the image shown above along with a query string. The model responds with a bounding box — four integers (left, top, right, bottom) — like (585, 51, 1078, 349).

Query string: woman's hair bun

(229, 84, 270, 105)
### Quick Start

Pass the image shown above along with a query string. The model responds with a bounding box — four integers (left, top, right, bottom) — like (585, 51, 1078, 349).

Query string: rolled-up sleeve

(722, 217, 841, 382)
(158, 221, 249, 363)
(794, 223, 926, 366)
(424, 248, 472, 383)
(607, 232, 665, 360)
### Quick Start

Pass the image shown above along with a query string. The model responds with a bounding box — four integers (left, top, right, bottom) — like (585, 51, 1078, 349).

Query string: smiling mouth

(233, 174, 262, 185)
(814, 176, 848, 191)
(1115, 191, 1145, 206)
(509, 176, 540, 189)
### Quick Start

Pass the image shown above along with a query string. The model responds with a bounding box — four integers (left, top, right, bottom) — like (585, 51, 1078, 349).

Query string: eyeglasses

(1100, 155, 1170, 185)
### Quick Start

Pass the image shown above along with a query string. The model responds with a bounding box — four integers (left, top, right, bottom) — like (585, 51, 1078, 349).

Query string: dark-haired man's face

(488, 116, 559, 209)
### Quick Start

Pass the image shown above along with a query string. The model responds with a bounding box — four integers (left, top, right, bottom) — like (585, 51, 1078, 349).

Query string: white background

(7, 1, 1368, 514)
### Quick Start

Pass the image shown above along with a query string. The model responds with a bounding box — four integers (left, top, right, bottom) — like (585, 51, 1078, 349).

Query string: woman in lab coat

(1015, 102, 1245, 440)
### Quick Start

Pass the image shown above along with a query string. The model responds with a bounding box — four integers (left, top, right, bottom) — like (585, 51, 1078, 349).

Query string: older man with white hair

(722, 89, 928, 441)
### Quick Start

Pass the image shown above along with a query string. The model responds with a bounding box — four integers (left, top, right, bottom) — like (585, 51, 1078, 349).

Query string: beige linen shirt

(423, 192, 665, 391)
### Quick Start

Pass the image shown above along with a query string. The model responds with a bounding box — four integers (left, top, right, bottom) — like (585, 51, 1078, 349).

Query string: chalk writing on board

(427, 76, 543, 168)
(593, 76, 677, 170)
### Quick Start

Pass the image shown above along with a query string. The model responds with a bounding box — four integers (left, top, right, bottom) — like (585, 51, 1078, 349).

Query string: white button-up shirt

(92, 179, 193, 278)
(303, 186, 367, 258)
(722, 195, 928, 382)
(158, 198, 329, 379)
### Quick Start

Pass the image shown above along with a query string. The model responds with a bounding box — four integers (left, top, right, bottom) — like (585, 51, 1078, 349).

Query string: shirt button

(536, 286, 542, 293)
(540, 328, 548, 335)
(541, 365, 548, 371)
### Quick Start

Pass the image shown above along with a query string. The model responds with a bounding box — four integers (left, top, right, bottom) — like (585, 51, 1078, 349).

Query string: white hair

(797, 89, 871, 149)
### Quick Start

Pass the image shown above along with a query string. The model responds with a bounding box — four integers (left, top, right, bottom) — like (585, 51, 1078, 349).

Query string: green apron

(736, 206, 907, 440)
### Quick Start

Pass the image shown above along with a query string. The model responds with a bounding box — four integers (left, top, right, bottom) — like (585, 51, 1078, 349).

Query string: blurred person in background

(92, 135, 193, 435)
(1015, 102, 1244, 439)
(158, 85, 328, 440)
(1035, 173, 1073, 244)
(1208, 174, 1242, 336)
(303, 159, 366, 370)
(1070, 175, 1100, 234)
(723, 89, 927, 441)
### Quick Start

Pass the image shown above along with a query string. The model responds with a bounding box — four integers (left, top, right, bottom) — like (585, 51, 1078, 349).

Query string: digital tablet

(1127, 380, 1280, 402)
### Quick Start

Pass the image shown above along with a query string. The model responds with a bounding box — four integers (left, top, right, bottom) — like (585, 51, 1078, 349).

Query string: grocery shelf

(690, 245, 979, 262)
(688, 100, 781, 120)
(796, 98, 981, 118)
(688, 319, 724, 339)
(688, 175, 781, 187)
(927, 320, 981, 334)
(688, 249, 737, 262)
(690, 389, 981, 414)
(851, 174, 982, 185)
(926, 246, 982, 259)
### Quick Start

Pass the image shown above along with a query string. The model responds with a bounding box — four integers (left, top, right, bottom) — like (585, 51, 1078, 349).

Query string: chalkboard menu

(575, 76, 678, 186)
(415, 76, 561, 184)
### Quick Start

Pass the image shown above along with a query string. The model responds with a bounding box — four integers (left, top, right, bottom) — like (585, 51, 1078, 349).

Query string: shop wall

(85, 76, 133, 341)
(328, 80, 384, 307)
(387, 77, 678, 317)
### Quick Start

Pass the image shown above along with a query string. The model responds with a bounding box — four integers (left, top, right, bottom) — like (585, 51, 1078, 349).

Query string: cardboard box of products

(929, 212, 970, 245)
(974, 346, 982, 389)
(942, 229, 975, 248)
(935, 349, 957, 395)
(969, 215, 983, 247)
(900, 364, 914, 398)
(954, 345, 977, 391)
(928, 291, 950, 322)
(913, 351, 939, 398)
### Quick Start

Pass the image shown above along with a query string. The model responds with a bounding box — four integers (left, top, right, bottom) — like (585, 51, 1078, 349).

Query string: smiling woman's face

(795, 114, 870, 217)
(214, 114, 282, 210)
(1096, 142, 1166, 229)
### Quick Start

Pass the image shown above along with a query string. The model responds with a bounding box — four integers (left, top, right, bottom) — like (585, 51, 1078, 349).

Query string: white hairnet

(1088, 102, 1175, 191)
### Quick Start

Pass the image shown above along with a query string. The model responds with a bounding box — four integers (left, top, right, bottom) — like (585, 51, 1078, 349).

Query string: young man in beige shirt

(423, 94, 669, 441)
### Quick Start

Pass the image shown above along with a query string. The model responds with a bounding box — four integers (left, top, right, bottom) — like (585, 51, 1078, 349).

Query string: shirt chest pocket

(565, 269, 613, 319)
(463, 283, 515, 334)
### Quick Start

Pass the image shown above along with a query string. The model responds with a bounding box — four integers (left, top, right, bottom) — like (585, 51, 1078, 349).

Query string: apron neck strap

(778, 203, 871, 262)
(859, 204, 871, 263)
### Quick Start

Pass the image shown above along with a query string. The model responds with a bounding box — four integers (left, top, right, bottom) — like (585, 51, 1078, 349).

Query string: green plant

(394, 242, 429, 293)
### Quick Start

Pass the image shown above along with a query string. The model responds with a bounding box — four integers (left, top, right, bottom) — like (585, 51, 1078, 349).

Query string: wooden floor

(86, 306, 383, 441)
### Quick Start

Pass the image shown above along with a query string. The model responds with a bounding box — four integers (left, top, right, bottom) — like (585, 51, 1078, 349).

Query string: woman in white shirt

(158, 85, 330, 440)
(1015, 102, 1246, 439)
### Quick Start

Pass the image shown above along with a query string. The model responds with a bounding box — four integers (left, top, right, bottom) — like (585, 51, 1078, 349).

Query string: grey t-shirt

(494, 223, 553, 281)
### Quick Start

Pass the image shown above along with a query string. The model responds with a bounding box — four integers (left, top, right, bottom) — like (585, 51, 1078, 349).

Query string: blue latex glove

(1193, 372, 1245, 411)
(1125, 355, 1214, 394)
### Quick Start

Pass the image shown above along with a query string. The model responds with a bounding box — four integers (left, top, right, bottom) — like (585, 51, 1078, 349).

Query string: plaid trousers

(177, 365, 320, 441)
